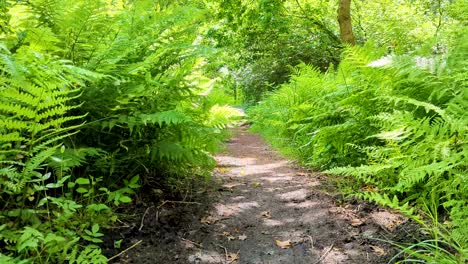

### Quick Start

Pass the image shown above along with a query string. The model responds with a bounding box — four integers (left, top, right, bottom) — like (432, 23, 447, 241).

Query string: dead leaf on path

(370, 245, 386, 256)
(200, 215, 219, 225)
(351, 218, 364, 226)
(252, 182, 262, 187)
(222, 231, 235, 241)
(260, 211, 271, 218)
(296, 172, 308, 177)
(240, 170, 246, 176)
(227, 252, 239, 262)
(216, 167, 230, 173)
(238, 234, 247, 241)
(275, 240, 292, 249)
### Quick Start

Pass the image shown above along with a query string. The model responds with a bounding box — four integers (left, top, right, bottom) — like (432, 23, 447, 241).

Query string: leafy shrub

(0, 0, 241, 262)
(249, 29, 467, 261)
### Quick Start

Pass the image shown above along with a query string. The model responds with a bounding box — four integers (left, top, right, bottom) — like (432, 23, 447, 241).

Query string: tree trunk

(337, 0, 355, 45)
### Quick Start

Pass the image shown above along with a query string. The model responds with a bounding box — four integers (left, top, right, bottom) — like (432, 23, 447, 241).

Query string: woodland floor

(104, 126, 418, 264)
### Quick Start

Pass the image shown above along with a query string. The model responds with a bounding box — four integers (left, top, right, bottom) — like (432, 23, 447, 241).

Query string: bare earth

(107, 127, 411, 263)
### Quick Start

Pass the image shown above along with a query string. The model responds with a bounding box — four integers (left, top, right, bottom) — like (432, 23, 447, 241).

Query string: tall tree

(337, 0, 355, 45)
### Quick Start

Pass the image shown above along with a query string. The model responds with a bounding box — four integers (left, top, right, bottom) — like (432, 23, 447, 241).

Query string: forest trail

(109, 126, 408, 263)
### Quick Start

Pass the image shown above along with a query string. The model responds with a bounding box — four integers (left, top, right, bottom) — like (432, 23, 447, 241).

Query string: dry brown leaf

(227, 252, 239, 262)
(296, 172, 308, 176)
(222, 231, 235, 241)
(200, 215, 219, 225)
(362, 185, 378, 192)
(370, 245, 386, 256)
(351, 218, 364, 226)
(261, 211, 271, 218)
(238, 234, 247, 241)
(275, 240, 292, 249)
(216, 167, 230, 173)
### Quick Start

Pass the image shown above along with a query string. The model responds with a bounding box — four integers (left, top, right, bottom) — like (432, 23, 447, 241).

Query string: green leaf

(76, 187, 88, 194)
(91, 224, 99, 234)
(119, 196, 132, 203)
(114, 239, 123, 249)
(87, 203, 110, 212)
(75, 178, 90, 185)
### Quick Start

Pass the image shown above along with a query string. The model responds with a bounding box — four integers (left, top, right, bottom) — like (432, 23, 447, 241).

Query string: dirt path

(108, 127, 409, 263)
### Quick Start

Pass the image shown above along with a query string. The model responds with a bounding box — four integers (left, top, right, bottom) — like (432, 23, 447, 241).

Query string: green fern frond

(139, 110, 191, 127)
(204, 105, 243, 129)
(0, 103, 37, 119)
(355, 192, 419, 221)
(0, 132, 26, 142)
(24, 147, 59, 175)
(31, 130, 81, 153)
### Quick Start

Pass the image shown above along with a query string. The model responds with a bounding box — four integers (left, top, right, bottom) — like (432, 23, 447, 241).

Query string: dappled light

(176, 128, 394, 263)
(0, 0, 465, 263)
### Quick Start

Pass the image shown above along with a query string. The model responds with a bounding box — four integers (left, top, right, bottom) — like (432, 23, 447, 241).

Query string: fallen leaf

(362, 185, 378, 192)
(238, 234, 247, 241)
(216, 167, 230, 173)
(296, 172, 308, 176)
(240, 170, 246, 176)
(370, 245, 386, 256)
(252, 182, 262, 187)
(261, 211, 271, 218)
(200, 215, 219, 225)
(275, 240, 292, 249)
(351, 218, 364, 226)
(227, 252, 239, 262)
(222, 231, 235, 241)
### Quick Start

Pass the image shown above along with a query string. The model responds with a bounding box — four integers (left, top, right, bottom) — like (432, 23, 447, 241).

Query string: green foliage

(0, 0, 241, 262)
(210, 0, 462, 102)
(208, 0, 342, 101)
(249, 26, 468, 261)
(1, 0, 464, 262)
(249, 45, 387, 168)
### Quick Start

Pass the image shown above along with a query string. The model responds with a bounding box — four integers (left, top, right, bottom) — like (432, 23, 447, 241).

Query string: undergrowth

(249, 29, 467, 262)
(0, 0, 240, 262)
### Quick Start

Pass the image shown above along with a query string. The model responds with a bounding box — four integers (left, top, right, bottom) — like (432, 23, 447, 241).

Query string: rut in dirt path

(184, 127, 399, 264)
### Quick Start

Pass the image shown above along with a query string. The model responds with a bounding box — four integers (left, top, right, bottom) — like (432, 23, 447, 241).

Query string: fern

(249, 28, 468, 261)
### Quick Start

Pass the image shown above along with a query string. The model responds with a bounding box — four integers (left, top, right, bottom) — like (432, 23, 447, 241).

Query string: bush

(0, 0, 241, 262)
(249, 30, 467, 261)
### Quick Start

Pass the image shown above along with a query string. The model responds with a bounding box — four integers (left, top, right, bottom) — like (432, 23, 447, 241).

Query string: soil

(103, 126, 417, 264)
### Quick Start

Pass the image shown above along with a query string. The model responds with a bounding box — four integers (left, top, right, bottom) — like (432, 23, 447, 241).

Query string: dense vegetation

(247, 0, 467, 262)
(0, 0, 466, 263)
(0, 0, 241, 262)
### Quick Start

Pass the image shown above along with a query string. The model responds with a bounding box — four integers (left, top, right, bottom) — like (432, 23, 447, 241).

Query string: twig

(312, 243, 334, 264)
(139, 206, 154, 231)
(108, 239, 143, 262)
(214, 243, 228, 261)
(157, 200, 168, 209)
(179, 237, 203, 248)
(308, 235, 314, 249)
(154, 200, 168, 223)
(227, 250, 240, 264)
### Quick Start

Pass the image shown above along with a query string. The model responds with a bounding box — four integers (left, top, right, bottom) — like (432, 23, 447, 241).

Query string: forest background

(0, 0, 466, 263)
